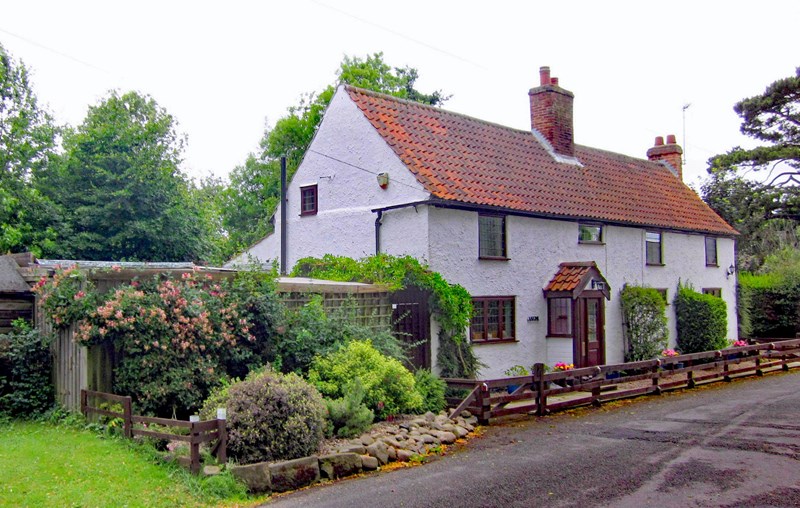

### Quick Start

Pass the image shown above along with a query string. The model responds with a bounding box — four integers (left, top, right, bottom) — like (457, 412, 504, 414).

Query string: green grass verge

(0, 419, 261, 507)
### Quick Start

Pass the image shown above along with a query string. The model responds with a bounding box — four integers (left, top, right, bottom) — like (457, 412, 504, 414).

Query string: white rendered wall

(424, 207, 738, 379)
(233, 86, 430, 269)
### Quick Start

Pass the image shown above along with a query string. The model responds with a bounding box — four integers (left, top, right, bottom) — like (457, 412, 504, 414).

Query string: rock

(361, 455, 380, 470)
(430, 430, 457, 444)
(383, 437, 403, 449)
(465, 416, 478, 426)
(269, 456, 320, 493)
(203, 465, 221, 476)
(360, 435, 375, 446)
(440, 423, 457, 433)
(424, 411, 436, 422)
(229, 462, 272, 494)
(318, 453, 362, 480)
(453, 425, 469, 438)
(396, 449, 415, 462)
(387, 446, 397, 461)
(460, 410, 472, 418)
(411, 418, 427, 427)
(421, 434, 436, 444)
(340, 444, 366, 455)
(365, 441, 389, 465)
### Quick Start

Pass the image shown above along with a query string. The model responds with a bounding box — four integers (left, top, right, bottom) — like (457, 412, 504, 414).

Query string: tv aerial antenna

(682, 103, 691, 164)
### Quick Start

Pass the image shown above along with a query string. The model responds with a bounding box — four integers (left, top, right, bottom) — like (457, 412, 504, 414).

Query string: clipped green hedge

(675, 282, 728, 353)
(739, 272, 800, 338)
(620, 285, 668, 361)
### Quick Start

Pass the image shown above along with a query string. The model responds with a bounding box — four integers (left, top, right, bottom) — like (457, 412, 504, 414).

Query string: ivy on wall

(292, 254, 481, 378)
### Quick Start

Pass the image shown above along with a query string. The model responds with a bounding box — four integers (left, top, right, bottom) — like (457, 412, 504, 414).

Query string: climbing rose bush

(33, 265, 98, 328)
(75, 271, 264, 416)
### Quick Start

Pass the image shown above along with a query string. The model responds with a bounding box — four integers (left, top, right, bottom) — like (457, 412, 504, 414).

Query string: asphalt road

(263, 371, 800, 508)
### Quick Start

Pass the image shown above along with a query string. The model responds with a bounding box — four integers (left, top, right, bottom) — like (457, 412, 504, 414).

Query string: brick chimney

(529, 66, 575, 157)
(646, 134, 683, 180)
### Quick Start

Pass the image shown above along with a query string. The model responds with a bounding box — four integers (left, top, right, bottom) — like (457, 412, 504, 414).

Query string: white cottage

(234, 66, 738, 378)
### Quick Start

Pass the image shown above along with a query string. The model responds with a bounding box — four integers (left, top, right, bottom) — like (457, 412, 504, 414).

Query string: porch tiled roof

(345, 86, 736, 236)
(544, 262, 596, 293)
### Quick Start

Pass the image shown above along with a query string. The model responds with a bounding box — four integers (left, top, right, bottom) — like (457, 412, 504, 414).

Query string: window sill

(578, 241, 605, 246)
(706, 263, 719, 267)
(646, 262, 665, 267)
(471, 338, 518, 345)
(546, 335, 572, 339)
(479, 256, 510, 261)
(299, 212, 317, 217)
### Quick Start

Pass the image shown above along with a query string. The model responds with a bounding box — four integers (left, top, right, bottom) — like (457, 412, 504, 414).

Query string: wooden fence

(80, 390, 227, 474)
(445, 339, 800, 424)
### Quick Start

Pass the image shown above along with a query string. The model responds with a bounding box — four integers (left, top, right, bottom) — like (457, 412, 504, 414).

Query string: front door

(576, 297, 605, 367)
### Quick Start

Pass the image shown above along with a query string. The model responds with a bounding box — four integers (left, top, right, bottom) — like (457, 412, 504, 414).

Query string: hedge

(675, 282, 728, 353)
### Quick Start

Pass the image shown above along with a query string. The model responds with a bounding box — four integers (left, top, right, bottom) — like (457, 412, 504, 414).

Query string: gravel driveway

(262, 370, 800, 507)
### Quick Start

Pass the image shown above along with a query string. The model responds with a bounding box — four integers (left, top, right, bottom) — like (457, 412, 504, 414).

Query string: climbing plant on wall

(292, 254, 481, 378)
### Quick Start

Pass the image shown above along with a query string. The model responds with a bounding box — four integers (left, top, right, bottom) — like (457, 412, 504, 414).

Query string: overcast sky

(2, 1, 798, 190)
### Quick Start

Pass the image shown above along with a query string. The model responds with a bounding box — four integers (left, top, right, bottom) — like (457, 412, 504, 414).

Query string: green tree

(709, 67, 800, 187)
(38, 91, 211, 261)
(702, 171, 800, 271)
(0, 43, 62, 256)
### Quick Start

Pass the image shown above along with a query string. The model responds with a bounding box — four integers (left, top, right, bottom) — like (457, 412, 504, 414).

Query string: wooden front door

(575, 296, 605, 367)
(390, 287, 431, 370)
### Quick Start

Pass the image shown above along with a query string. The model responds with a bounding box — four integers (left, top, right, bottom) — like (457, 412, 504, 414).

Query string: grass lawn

(0, 420, 261, 507)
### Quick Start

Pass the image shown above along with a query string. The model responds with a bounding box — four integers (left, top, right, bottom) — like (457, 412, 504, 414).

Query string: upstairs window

(646, 231, 663, 265)
(479, 214, 507, 259)
(579, 224, 603, 244)
(702, 288, 722, 298)
(470, 297, 515, 342)
(300, 185, 318, 216)
(705, 237, 718, 266)
(547, 297, 573, 336)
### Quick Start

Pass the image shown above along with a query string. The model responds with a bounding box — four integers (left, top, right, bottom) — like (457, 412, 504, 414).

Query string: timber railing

(80, 389, 227, 474)
(444, 339, 800, 424)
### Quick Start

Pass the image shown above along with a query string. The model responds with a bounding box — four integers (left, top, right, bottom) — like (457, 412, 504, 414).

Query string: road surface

(263, 371, 800, 507)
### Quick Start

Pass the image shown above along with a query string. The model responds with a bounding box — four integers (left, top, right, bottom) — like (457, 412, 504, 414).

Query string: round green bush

(307, 340, 423, 419)
(675, 282, 728, 353)
(219, 370, 326, 464)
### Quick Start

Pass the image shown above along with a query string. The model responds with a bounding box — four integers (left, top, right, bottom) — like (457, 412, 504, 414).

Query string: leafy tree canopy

(37, 90, 211, 261)
(709, 68, 800, 186)
(0, 42, 62, 256)
(702, 172, 800, 271)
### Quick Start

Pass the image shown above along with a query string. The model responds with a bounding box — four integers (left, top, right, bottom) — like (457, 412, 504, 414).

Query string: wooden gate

(391, 287, 431, 370)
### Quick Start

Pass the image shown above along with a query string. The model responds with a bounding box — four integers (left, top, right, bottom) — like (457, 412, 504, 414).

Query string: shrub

(620, 285, 669, 361)
(739, 249, 800, 338)
(325, 378, 374, 438)
(0, 320, 53, 417)
(675, 282, 728, 353)
(308, 340, 423, 419)
(277, 295, 405, 375)
(222, 370, 326, 464)
(413, 369, 446, 413)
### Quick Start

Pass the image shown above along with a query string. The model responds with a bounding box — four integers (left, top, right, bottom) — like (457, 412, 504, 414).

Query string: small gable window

(471, 297, 515, 343)
(479, 214, 507, 259)
(300, 185, 318, 216)
(646, 231, 663, 265)
(547, 297, 573, 337)
(702, 288, 722, 298)
(705, 237, 718, 266)
(579, 224, 603, 244)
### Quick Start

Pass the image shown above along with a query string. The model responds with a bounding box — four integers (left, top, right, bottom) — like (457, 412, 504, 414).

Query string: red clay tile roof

(344, 86, 737, 236)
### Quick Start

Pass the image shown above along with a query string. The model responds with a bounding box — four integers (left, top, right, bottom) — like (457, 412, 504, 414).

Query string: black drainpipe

(280, 156, 287, 275)
(374, 210, 383, 255)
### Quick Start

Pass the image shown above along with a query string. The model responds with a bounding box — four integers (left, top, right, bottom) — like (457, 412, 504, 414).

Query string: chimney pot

(647, 135, 683, 181)
(666, 134, 677, 144)
(539, 66, 551, 86)
(551, 77, 559, 85)
(654, 136, 664, 146)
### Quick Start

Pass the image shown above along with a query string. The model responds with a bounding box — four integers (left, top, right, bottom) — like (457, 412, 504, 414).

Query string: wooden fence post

(122, 396, 133, 439)
(652, 360, 661, 395)
(80, 389, 88, 417)
(533, 363, 547, 417)
(216, 418, 228, 465)
(190, 421, 201, 475)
